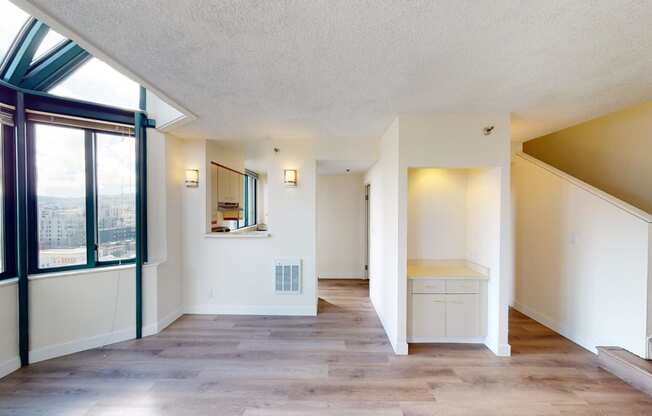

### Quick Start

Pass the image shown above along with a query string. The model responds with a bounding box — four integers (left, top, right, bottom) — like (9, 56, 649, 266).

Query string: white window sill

(28, 264, 136, 281)
(204, 231, 271, 239)
(0, 277, 18, 287)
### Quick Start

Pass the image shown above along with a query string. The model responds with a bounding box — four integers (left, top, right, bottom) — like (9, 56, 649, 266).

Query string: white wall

(513, 152, 652, 358)
(147, 130, 183, 330)
(29, 267, 136, 363)
(465, 167, 504, 351)
(408, 168, 468, 260)
(364, 118, 403, 353)
(157, 135, 183, 325)
(181, 138, 318, 316)
(0, 281, 19, 379)
(316, 173, 366, 279)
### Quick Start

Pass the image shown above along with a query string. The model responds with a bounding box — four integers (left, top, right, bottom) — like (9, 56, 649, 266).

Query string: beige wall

(0, 282, 19, 378)
(513, 153, 652, 358)
(524, 101, 652, 214)
(316, 173, 366, 279)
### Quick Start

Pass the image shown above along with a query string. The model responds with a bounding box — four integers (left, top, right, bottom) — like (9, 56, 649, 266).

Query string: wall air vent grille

(274, 259, 301, 294)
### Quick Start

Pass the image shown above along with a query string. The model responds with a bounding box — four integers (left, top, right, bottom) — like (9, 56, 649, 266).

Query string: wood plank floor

(1, 279, 652, 415)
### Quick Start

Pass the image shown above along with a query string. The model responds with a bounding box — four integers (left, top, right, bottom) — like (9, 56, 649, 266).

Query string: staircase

(597, 346, 652, 396)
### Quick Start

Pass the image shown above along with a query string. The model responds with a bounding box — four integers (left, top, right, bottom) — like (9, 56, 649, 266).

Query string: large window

(0, 107, 16, 280)
(28, 120, 136, 272)
(242, 174, 257, 228)
(34, 124, 87, 269)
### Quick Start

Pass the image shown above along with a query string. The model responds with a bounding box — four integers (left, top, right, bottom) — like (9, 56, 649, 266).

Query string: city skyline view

(35, 124, 136, 268)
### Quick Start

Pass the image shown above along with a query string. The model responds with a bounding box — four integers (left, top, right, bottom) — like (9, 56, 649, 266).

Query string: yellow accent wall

(523, 101, 652, 214)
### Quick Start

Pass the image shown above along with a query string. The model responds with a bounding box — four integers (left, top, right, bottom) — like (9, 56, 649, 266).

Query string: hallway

(0, 280, 651, 415)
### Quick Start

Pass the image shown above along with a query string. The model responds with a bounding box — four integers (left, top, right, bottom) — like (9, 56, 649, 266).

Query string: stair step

(597, 346, 652, 397)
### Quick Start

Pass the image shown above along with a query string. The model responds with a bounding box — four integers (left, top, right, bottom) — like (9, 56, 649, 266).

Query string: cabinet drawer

(411, 279, 446, 294)
(445, 280, 480, 294)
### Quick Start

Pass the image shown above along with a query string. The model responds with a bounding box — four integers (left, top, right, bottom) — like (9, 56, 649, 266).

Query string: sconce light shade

(284, 169, 297, 187)
(185, 169, 199, 187)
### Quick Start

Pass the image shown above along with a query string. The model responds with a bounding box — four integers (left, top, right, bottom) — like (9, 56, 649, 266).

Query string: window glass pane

(31, 29, 65, 63)
(249, 177, 256, 226)
(49, 58, 140, 110)
(96, 133, 135, 261)
(0, 0, 29, 64)
(35, 124, 86, 269)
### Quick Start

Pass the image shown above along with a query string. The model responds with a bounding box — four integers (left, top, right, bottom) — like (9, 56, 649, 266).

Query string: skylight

(0, 0, 29, 63)
(31, 29, 66, 63)
(49, 58, 140, 110)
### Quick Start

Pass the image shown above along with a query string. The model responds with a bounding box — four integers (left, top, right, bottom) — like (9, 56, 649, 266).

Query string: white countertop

(204, 231, 271, 239)
(407, 259, 489, 280)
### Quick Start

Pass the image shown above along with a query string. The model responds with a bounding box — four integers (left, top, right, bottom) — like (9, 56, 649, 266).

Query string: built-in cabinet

(407, 167, 499, 345)
(217, 167, 243, 204)
(408, 271, 486, 342)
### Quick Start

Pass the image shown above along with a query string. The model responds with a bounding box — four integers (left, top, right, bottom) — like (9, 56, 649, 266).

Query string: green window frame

(26, 119, 136, 274)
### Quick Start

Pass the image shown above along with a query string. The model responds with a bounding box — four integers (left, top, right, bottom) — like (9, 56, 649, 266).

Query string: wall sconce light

(185, 169, 199, 187)
(284, 169, 297, 187)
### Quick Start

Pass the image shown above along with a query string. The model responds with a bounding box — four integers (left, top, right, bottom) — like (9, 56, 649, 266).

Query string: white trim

(158, 309, 183, 332)
(184, 304, 317, 316)
(496, 344, 512, 357)
(515, 153, 652, 223)
(143, 308, 183, 336)
(394, 341, 409, 355)
(0, 357, 20, 380)
(0, 278, 18, 287)
(408, 336, 485, 343)
(29, 327, 135, 364)
(513, 300, 597, 354)
(318, 273, 367, 279)
(28, 264, 135, 282)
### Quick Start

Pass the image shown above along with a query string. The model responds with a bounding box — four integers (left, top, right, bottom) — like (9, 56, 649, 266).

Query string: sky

(0, 0, 28, 62)
(49, 58, 140, 110)
(35, 124, 135, 198)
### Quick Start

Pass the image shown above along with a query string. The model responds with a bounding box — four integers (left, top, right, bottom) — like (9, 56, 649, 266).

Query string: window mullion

(84, 130, 96, 268)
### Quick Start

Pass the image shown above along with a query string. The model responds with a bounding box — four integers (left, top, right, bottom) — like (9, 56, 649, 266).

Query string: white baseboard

(394, 341, 409, 355)
(29, 327, 135, 364)
(0, 357, 20, 380)
(408, 336, 485, 344)
(158, 308, 183, 332)
(30, 310, 182, 365)
(496, 343, 512, 357)
(513, 300, 597, 354)
(142, 308, 183, 337)
(185, 304, 317, 316)
(318, 272, 367, 279)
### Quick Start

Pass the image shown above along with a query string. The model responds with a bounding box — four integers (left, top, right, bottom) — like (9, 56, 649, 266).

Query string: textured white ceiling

(19, 0, 652, 142)
(317, 160, 375, 175)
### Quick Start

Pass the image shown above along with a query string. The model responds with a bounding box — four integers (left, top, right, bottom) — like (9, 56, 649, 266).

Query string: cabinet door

(445, 294, 480, 338)
(409, 294, 446, 339)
